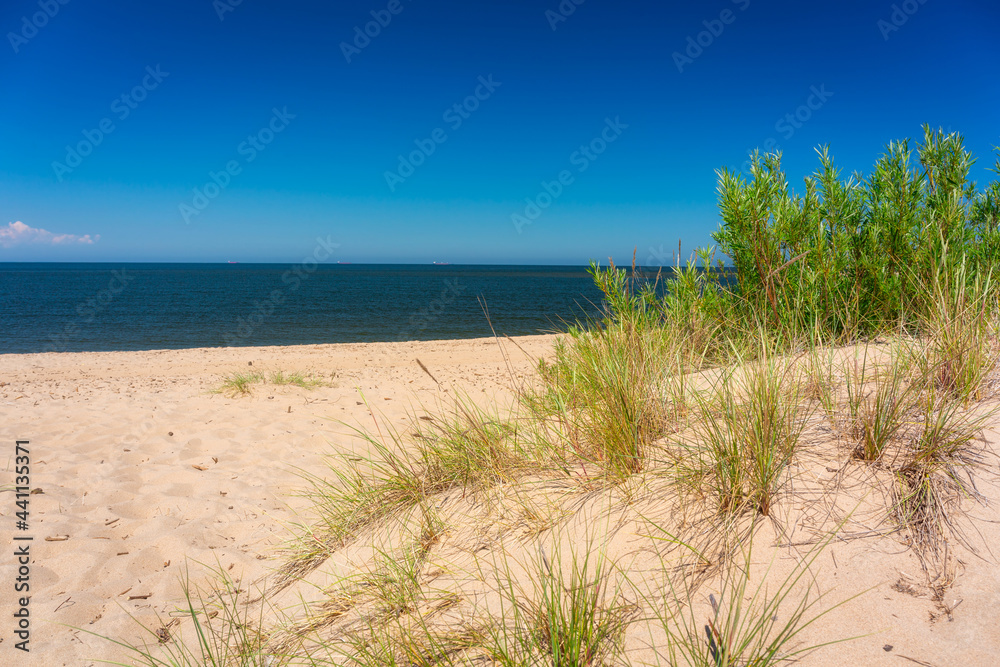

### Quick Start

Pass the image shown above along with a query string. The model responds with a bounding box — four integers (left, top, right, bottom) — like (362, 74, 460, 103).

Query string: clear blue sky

(1, 0, 998, 264)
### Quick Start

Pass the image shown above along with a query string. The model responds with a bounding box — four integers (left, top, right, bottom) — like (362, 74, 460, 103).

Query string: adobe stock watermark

(213, 0, 245, 21)
(877, 0, 929, 40)
(645, 244, 676, 267)
(396, 278, 466, 341)
(179, 107, 295, 223)
(340, 0, 413, 63)
(7, 0, 70, 54)
(51, 66, 169, 182)
(511, 117, 628, 234)
(42, 268, 136, 352)
(545, 0, 587, 31)
(672, 0, 751, 73)
(222, 236, 340, 346)
(384, 75, 501, 192)
(740, 84, 833, 176)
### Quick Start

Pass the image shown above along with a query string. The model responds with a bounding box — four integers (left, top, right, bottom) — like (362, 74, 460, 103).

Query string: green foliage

(579, 127, 999, 389)
(705, 126, 1000, 340)
(588, 258, 664, 332)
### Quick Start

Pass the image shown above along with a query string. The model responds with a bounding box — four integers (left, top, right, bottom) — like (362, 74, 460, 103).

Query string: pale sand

(1, 335, 999, 665)
(0, 336, 551, 665)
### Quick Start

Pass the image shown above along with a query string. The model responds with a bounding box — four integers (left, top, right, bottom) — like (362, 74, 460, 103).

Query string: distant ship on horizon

(337, 261, 352, 265)
(432, 261, 451, 266)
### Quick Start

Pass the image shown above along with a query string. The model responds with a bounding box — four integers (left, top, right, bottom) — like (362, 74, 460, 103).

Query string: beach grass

(843, 344, 918, 463)
(86, 562, 274, 666)
(685, 333, 812, 517)
(487, 540, 637, 666)
(215, 369, 325, 396)
(643, 529, 862, 667)
(215, 370, 265, 396)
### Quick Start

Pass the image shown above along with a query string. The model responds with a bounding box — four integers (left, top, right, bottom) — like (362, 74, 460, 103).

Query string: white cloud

(0, 221, 99, 248)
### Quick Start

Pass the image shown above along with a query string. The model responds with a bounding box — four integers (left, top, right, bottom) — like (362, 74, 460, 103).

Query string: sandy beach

(0, 335, 553, 665)
(2, 335, 1000, 665)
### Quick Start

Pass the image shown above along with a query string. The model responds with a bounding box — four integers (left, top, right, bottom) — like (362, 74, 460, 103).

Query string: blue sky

(1, 0, 998, 264)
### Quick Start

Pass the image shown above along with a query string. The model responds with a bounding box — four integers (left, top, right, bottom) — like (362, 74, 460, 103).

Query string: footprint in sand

(179, 437, 204, 458)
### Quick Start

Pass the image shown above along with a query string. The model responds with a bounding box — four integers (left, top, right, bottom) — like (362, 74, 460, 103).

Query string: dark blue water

(0, 263, 609, 353)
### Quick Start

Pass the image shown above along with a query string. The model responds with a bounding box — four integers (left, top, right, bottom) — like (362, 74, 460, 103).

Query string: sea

(0, 263, 617, 354)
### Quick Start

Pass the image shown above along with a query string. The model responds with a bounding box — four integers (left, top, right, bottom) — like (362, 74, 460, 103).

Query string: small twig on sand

(415, 358, 440, 386)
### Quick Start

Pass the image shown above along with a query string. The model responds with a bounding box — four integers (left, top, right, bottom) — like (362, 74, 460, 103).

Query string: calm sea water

(0, 264, 610, 353)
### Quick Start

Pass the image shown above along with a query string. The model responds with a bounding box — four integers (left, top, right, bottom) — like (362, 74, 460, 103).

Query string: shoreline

(0, 334, 559, 364)
(0, 333, 565, 358)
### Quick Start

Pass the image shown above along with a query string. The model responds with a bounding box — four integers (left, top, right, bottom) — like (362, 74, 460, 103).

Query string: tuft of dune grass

(215, 369, 326, 396)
